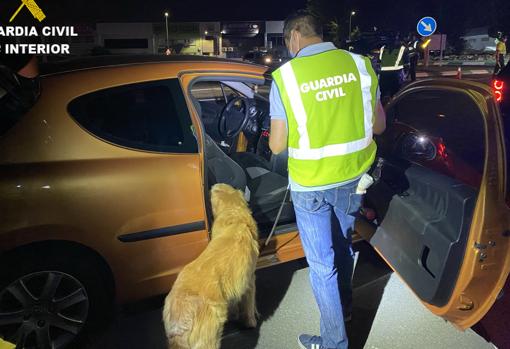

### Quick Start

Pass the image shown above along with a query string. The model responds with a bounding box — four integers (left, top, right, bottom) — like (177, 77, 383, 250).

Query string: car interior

(189, 79, 295, 234)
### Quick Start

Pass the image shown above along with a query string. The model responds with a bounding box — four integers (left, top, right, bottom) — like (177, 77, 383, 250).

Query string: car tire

(0, 244, 114, 349)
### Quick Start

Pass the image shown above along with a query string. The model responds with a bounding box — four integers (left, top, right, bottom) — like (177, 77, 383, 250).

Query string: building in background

(153, 22, 221, 55)
(221, 21, 265, 58)
(461, 27, 497, 52)
(63, 20, 285, 58)
(265, 21, 285, 52)
(96, 23, 156, 55)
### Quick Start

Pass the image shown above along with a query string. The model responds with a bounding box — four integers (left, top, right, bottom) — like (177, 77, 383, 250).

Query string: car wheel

(0, 248, 113, 349)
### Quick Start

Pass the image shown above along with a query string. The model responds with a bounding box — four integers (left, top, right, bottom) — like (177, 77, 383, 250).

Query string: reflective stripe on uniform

(395, 45, 405, 67)
(311, 344, 320, 349)
(380, 65, 404, 71)
(280, 63, 310, 150)
(288, 135, 373, 160)
(380, 45, 405, 71)
(281, 54, 374, 161)
(379, 45, 385, 60)
(349, 52, 374, 133)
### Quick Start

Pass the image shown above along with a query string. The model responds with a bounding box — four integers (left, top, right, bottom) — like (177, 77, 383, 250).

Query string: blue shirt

(269, 42, 375, 192)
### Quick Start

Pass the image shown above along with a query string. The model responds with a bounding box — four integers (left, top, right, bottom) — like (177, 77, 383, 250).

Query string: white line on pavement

(441, 71, 458, 76)
(470, 69, 491, 75)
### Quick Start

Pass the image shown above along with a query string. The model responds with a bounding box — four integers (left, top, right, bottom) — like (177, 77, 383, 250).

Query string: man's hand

(269, 119, 288, 155)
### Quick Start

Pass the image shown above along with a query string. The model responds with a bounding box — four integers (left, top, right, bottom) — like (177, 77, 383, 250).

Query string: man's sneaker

(298, 334, 323, 349)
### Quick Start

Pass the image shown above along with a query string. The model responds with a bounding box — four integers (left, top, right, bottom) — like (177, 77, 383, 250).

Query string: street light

(349, 11, 356, 41)
(164, 11, 169, 49)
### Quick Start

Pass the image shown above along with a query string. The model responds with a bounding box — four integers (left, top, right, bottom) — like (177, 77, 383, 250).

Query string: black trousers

(380, 70, 402, 100)
(494, 54, 505, 75)
(409, 55, 418, 81)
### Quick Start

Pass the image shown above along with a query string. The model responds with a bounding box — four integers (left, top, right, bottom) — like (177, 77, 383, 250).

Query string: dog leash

(264, 184, 291, 246)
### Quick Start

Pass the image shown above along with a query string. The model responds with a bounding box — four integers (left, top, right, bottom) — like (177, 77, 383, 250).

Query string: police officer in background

(379, 34, 408, 102)
(269, 10, 386, 349)
(407, 34, 420, 82)
(494, 35, 507, 76)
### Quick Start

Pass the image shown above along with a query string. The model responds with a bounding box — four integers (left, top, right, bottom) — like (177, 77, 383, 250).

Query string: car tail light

(493, 79, 505, 103)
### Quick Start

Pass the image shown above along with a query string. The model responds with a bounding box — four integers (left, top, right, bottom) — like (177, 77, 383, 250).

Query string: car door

(63, 77, 209, 301)
(180, 71, 305, 267)
(364, 79, 510, 329)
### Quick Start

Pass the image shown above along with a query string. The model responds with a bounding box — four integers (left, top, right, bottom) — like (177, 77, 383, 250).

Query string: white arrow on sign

(420, 20, 433, 32)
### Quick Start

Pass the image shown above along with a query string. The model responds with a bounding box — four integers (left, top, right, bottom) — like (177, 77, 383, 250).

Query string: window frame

(67, 78, 198, 154)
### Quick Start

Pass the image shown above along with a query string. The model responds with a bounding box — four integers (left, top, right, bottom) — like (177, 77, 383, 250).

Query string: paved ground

(87, 242, 494, 349)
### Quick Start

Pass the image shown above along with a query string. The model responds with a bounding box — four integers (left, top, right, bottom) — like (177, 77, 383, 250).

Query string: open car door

(363, 79, 510, 330)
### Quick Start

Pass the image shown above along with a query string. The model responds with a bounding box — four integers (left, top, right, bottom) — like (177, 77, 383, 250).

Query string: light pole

(349, 11, 356, 41)
(164, 11, 169, 49)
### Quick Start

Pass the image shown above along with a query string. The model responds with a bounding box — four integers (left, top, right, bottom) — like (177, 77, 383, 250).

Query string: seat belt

(264, 184, 291, 246)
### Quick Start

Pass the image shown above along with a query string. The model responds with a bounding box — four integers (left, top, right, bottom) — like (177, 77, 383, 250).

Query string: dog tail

(163, 293, 203, 347)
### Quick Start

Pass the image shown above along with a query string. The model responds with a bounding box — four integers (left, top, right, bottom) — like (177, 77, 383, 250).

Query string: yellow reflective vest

(272, 49, 378, 187)
(379, 45, 406, 71)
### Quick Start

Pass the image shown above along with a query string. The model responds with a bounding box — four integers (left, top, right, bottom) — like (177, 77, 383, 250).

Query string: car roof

(40, 54, 262, 76)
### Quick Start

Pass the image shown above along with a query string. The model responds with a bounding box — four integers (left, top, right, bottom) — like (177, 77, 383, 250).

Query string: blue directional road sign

(417, 16, 437, 37)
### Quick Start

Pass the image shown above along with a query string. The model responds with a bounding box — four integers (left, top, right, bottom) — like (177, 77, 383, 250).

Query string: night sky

(3, 0, 305, 23)
(2, 0, 509, 35)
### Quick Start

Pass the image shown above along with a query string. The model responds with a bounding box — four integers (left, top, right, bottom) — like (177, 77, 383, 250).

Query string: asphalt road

(85, 242, 493, 349)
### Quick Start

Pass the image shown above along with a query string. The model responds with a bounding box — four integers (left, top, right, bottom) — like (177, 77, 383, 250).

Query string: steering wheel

(218, 97, 251, 139)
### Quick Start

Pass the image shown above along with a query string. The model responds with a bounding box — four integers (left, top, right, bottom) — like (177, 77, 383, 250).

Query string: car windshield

(245, 78, 271, 100)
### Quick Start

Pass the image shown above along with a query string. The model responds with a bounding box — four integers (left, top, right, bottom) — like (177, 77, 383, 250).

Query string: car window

(191, 81, 240, 104)
(389, 89, 485, 186)
(68, 79, 197, 153)
(245, 78, 271, 100)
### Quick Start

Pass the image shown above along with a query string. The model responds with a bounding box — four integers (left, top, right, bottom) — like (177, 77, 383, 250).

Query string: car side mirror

(399, 133, 437, 161)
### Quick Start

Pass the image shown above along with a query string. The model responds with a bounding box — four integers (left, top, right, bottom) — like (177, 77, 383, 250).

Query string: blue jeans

(292, 181, 362, 349)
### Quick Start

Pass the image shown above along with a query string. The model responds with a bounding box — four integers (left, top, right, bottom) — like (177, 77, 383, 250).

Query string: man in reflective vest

(407, 34, 420, 82)
(269, 11, 386, 349)
(494, 35, 507, 76)
(379, 34, 408, 101)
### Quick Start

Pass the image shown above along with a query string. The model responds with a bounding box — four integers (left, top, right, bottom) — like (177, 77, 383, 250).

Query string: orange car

(0, 56, 508, 348)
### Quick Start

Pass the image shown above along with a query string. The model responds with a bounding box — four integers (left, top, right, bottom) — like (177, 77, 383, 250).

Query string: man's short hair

(283, 10, 323, 43)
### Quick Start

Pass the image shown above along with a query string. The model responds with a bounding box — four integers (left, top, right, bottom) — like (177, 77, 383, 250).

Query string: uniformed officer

(268, 10, 386, 349)
(407, 34, 420, 82)
(379, 34, 408, 101)
(494, 35, 507, 76)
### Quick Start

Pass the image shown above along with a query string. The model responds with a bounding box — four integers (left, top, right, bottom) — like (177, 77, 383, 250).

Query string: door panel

(63, 78, 208, 302)
(367, 80, 510, 329)
(370, 161, 477, 306)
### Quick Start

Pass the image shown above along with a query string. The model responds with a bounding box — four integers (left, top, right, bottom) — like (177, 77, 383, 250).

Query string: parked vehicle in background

(243, 50, 288, 69)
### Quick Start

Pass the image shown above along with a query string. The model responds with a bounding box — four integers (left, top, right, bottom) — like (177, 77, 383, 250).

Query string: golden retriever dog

(162, 183, 260, 349)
